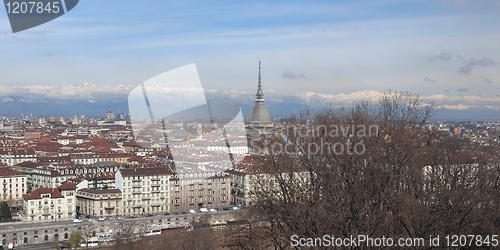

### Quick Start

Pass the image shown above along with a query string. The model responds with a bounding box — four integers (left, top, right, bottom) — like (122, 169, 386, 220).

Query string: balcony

(151, 178, 160, 181)
(151, 184, 160, 187)
(142, 197, 151, 201)
(132, 184, 142, 188)
(151, 190, 161, 193)
(132, 191, 141, 195)
(132, 205, 142, 208)
(132, 179, 141, 182)
(104, 207, 115, 210)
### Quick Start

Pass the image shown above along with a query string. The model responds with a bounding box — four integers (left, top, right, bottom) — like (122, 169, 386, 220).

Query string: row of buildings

(4, 158, 263, 221)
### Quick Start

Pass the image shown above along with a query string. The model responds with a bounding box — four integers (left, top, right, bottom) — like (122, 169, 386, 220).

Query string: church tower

(246, 61, 273, 137)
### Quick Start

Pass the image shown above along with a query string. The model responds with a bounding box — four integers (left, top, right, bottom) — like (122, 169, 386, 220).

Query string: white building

(0, 169, 26, 210)
(115, 167, 173, 216)
(227, 155, 309, 206)
(76, 188, 122, 217)
(22, 182, 77, 221)
(0, 148, 37, 167)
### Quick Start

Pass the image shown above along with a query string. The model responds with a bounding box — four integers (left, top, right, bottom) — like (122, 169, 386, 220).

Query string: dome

(248, 101, 271, 124)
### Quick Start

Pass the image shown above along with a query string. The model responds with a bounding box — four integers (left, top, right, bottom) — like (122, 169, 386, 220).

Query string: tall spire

(256, 60, 264, 101)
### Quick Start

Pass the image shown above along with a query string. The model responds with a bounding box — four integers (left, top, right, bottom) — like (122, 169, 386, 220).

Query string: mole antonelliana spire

(246, 60, 273, 138)
(256, 61, 263, 100)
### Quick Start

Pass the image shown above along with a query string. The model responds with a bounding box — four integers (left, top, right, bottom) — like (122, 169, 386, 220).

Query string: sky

(1, 0, 500, 112)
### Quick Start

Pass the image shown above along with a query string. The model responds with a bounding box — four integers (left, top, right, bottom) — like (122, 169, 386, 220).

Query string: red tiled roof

(0, 169, 24, 177)
(23, 187, 64, 200)
(58, 182, 77, 190)
(122, 141, 141, 147)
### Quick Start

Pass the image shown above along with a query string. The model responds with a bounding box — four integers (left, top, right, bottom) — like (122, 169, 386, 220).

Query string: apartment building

(22, 182, 77, 221)
(115, 167, 173, 216)
(0, 169, 26, 210)
(76, 188, 122, 217)
(13, 162, 118, 191)
(227, 156, 310, 206)
(226, 156, 265, 206)
(169, 173, 231, 212)
(0, 148, 37, 167)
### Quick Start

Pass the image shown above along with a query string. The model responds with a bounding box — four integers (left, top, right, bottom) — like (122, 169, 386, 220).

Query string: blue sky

(1, 0, 500, 110)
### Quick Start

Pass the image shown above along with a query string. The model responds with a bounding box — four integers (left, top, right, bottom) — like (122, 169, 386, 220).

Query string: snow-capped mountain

(1, 83, 500, 120)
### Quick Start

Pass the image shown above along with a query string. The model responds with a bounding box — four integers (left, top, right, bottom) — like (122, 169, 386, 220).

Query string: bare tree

(241, 91, 500, 249)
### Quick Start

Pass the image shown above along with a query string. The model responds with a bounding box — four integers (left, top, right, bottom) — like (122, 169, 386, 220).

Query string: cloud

(424, 76, 436, 83)
(0, 82, 135, 101)
(426, 52, 452, 62)
(295, 90, 500, 111)
(282, 70, 306, 79)
(483, 78, 492, 84)
(4, 84, 500, 112)
(459, 57, 497, 74)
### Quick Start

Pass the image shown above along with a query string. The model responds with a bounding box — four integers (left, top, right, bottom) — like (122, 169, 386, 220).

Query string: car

(73, 218, 82, 223)
(210, 208, 218, 212)
(189, 209, 196, 214)
(181, 211, 187, 214)
(164, 213, 171, 216)
(232, 206, 240, 210)
(117, 216, 124, 220)
(98, 217, 106, 221)
(223, 207, 230, 210)
(200, 208, 209, 212)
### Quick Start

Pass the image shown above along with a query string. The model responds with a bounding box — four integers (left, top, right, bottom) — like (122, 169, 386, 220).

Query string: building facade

(115, 167, 172, 216)
(169, 173, 231, 212)
(0, 169, 26, 210)
(22, 183, 77, 221)
(76, 188, 122, 217)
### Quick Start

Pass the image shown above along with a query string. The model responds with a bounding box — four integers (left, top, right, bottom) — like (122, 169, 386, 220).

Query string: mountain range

(1, 83, 500, 121)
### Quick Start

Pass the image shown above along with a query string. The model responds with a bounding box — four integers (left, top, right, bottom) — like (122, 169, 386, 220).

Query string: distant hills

(1, 84, 500, 121)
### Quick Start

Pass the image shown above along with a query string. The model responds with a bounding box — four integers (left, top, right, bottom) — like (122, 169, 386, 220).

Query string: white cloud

(3, 83, 500, 112)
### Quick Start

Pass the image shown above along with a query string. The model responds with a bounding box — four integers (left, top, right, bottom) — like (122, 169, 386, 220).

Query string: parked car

(200, 208, 209, 212)
(189, 209, 196, 214)
(210, 208, 219, 212)
(73, 218, 82, 223)
(98, 217, 106, 221)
